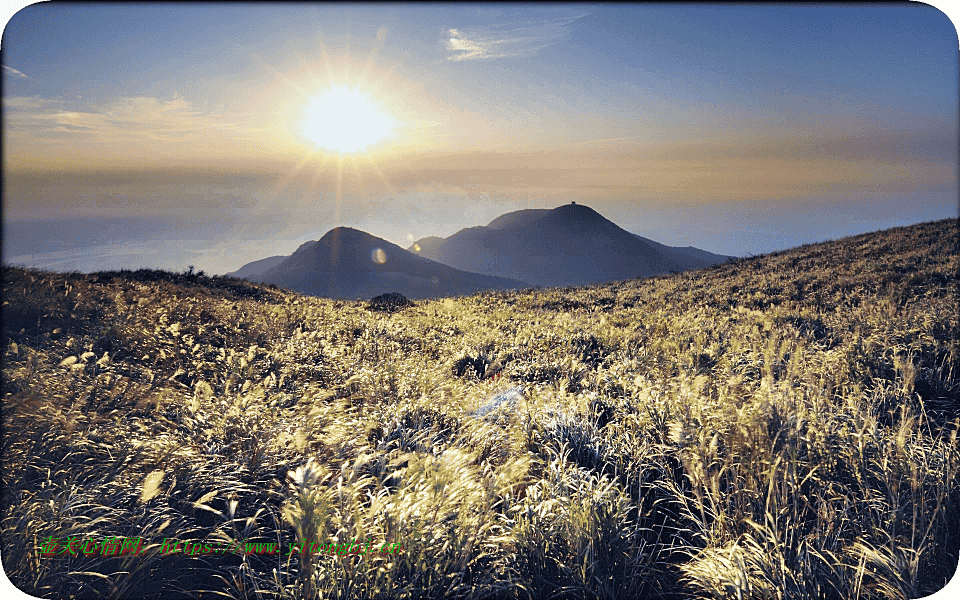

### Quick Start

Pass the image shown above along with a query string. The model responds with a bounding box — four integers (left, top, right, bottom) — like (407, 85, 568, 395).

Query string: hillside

(245, 226, 526, 299)
(411, 203, 732, 287)
(2, 218, 958, 599)
(226, 254, 287, 279)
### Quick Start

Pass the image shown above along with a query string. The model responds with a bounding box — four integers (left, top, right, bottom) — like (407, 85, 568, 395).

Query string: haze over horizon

(2, 3, 957, 276)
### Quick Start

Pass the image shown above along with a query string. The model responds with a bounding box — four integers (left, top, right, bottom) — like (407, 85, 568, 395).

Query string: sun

(299, 85, 397, 154)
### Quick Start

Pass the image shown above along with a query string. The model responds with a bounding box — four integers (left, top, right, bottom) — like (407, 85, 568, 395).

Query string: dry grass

(3, 218, 958, 599)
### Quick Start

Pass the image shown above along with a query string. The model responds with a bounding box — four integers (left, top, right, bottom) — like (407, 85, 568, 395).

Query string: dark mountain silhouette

(226, 255, 286, 279)
(241, 227, 526, 300)
(410, 236, 445, 256)
(227, 240, 325, 279)
(410, 202, 732, 287)
(638, 236, 731, 269)
(486, 209, 551, 230)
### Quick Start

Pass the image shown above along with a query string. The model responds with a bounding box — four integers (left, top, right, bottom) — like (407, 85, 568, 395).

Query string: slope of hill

(249, 226, 526, 299)
(226, 240, 325, 279)
(226, 254, 286, 279)
(638, 235, 733, 269)
(2, 218, 957, 600)
(412, 203, 732, 286)
(485, 208, 551, 230)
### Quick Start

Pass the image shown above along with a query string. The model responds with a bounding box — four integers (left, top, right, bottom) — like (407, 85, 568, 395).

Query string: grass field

(2, 218, 958, 599)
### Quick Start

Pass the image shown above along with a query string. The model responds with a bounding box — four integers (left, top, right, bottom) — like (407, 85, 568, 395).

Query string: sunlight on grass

(2, 219, 958, 599)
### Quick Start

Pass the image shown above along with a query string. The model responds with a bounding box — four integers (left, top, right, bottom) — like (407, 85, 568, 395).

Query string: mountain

(244, 227, 526, 300)
(485, 209, 551, 230)
(637, 236, 732, 270)
(410, 203, 733, 287)
(226, 255, 287, 279)
(226, 240, 323, 279)
(409, 235, 445, 256)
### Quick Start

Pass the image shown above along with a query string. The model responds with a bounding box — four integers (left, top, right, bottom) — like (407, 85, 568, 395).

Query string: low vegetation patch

(3, 218, 958, 599)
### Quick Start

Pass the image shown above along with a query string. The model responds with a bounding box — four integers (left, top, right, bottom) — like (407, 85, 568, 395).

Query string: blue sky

(2, 2, 957, 274)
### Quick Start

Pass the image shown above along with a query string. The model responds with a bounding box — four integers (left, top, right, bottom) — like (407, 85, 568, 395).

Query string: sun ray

(335, 154, 344, 227)
(309, 153, 328, 192)
(245, 25, 421, 241)
(265, 149, 320, 204)
(248, 51, 313, 99)
(356, 153, 398, 200)
(356, 28, 387, 89)
(316, 34, 336, 90)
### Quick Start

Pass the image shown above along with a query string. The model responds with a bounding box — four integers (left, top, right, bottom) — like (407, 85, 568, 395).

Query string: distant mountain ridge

(238, 227, 525, 300)
(227, 255, 286, 279)
(228, 203, 732, 298)
(410, 203, 732, 287)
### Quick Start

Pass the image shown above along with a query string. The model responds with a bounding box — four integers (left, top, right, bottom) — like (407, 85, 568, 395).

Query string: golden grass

(2, 218, 958, 599)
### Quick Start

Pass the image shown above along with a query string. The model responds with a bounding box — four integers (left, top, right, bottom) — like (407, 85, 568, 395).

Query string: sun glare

(300, 85, 397, 154)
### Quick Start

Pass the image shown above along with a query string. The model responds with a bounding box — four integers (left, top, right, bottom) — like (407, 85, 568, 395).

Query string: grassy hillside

(2, 218, 958, 599)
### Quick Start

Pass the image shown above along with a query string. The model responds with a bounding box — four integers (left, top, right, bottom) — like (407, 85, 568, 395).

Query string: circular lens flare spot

(371, 248, 387, 264)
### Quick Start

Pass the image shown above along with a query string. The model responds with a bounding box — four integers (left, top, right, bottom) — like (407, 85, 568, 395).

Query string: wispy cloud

(445, 10, 591, 61)
(5, 94, 251, 141)
(4, 94, 267, 169)
(2, 65, 33, 80)
(573, 135, 647, 146)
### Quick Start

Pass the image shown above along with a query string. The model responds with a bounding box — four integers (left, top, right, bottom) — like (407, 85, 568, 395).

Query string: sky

(2, 2, 958, 275)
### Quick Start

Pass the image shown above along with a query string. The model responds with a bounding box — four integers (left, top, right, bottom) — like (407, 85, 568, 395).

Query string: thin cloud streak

(573, 135, 647, 146)
(6, 94, 248, 140)
(2, 65, 33, 80)
(4, 94, 268, 169)
(445, 11, 591, 61)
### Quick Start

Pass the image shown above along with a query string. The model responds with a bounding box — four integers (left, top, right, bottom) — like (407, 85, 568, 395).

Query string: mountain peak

(292, 240, 318, 256)
(246, 225, 525, 299)
(486, 208, 550, 231)
(551, 202, 605, 221)
(319, 226, 374, 242)
(233, 203, 731, 295)
(411, 202, 731, 287)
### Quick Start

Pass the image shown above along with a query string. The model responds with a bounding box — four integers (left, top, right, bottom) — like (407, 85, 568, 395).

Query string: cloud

(2, 65, 32, 80)
(5, 94, 228, 139)
(2, 96, 53, 111)
(4, 94, 268, 169)
(572, 135, 646, 147)
(445, 10, 591, 61)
